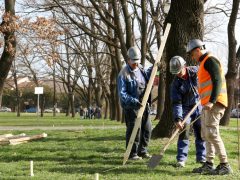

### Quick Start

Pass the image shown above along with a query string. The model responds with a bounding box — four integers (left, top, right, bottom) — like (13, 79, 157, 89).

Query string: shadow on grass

(79, 135, 124, 142)
(47, 159, 194, 177)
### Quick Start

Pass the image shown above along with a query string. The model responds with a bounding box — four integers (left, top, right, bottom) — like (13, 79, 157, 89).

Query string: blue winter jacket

(170, 66, 201, 122)
(118, 64, 152, 110)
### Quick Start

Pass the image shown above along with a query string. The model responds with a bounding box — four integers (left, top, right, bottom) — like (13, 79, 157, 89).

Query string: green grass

(0, 113, 239, 179)
(0, 112, 122, 126)
(228, 117, 240, 127)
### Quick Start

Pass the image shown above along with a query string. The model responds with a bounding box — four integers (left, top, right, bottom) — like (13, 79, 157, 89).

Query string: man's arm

(170, 81, 183, 122)
(117, 74, 140, 107)
(204, 57, 222, 103)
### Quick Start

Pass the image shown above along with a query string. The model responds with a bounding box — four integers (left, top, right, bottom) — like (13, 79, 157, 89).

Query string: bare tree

(0, 0, 16, 106)
(220, 0, 240, 125)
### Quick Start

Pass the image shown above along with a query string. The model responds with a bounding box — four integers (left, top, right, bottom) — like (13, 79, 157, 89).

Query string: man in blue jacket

(170, 56, 206, 167)
(118, 46, 152, 160)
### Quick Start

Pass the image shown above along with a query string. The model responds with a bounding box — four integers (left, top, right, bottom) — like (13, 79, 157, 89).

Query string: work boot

(192, 162, 214, 174)
(175, 161, 185, 168)
(211, 163, 233, 175)
(129, 154, 142, 160)
(138, 152, 152, 159)
(196, 159, 206, 164)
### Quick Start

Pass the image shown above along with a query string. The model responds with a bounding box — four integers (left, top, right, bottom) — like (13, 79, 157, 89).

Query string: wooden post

(123, 23, 171, 165)
(95, 173, 99, 180)
(30, 161, 34, 176)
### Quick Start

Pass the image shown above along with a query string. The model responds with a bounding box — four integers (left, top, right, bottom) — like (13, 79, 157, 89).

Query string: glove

(175, 121, 184, 130)
(136, 101, 143, 109)
(175, 118, 183, 130)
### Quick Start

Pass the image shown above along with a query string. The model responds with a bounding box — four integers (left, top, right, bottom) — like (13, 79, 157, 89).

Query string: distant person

(95, 106, 101, 119)
(88, 106, 94, 119)
(79, 106, 84, 119)
(83, 107, 88, 119)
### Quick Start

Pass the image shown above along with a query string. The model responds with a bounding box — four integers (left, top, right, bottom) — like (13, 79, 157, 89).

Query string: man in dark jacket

(170, 56, 206, 167)
(118, 46, 152, 160)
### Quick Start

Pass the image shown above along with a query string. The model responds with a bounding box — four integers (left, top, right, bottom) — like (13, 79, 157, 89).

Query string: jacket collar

(199, 52, 209, 62)
(126, 63, 143, 73)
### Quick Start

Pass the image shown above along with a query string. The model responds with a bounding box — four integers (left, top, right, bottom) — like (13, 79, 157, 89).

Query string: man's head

(127, 46, 141, 69)
(186, 39, 206, 62)
(169, 56, 186, 78)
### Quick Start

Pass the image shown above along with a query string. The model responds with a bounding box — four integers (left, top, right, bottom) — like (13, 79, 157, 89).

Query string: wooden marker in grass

(95, 173, 99, 180)
(30, 161, 34, 176)
(123, 23, 171, 165)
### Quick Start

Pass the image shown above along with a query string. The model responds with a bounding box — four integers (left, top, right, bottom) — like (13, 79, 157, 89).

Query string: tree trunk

(140, 0, 147, 66)
(109, 64, 117, 120)
(87, 66, 93, 108)
(104, 96, 109, 119)
(152, 0, 204, 138)
(0, 0, 16, 106)
(155, 70, 165, 120)
(220, 0, 240, 125)
(13, 70, 20, 117)
(53, 62, 56, 117)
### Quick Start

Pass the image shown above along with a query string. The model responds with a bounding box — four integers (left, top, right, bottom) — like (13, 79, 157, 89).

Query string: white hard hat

(186, 39, 205, 53)
(169, 56, 186, 74)
(128, 46, 141, 64)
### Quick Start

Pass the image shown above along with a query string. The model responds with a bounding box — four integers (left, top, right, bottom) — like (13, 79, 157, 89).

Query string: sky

(1, 0, 239, 74)
(204, 0, 240, 73)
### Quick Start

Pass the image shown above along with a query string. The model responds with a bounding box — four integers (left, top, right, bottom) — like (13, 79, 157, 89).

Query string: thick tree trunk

(220, 0, 240, 125)
(0, 0, 16, 106)
(152, 0, 204, 138)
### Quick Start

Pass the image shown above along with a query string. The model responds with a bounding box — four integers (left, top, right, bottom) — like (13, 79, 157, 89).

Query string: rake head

(147, 154, 163, 169)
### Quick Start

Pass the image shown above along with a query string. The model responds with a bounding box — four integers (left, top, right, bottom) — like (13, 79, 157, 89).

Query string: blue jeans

(124, 106, 152, 157)
(177, 112, 206, 162)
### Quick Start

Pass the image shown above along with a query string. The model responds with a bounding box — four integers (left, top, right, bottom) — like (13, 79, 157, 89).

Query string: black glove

(136, 101, 143, 109)
(175, 118, 182, 122)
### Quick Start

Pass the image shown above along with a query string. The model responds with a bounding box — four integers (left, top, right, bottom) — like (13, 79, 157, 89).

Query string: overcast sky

(1, 0, 239, 73)
(204, 0, 240, 73)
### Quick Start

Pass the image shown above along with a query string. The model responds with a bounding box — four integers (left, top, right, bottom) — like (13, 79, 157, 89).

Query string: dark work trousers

(177, 113, 206, 162)
(124, 106, 152, 157)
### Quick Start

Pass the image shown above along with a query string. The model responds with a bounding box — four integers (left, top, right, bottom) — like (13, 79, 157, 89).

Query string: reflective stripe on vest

(197, 54, 228, 107)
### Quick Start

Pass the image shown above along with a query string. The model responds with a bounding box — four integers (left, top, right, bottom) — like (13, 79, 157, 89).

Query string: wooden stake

(30, 161, 34, 176)
(123, 23, 171, 165)
(95, 173, 99, 180)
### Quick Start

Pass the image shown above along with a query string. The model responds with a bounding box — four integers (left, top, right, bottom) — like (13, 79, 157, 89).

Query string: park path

(0, 125, 125, 131)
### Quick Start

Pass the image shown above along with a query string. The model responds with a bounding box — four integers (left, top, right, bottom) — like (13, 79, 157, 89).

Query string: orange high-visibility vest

(197, 54, 228, 107)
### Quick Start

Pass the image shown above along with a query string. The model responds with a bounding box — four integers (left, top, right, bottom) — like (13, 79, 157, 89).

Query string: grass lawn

(0, 113, 240, 179)
(0, 112, 122, 126)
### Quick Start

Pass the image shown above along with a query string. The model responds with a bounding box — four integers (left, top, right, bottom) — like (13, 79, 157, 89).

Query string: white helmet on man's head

(169, 56, 186, 74)
(186, 39, 205, 53)
(128, 46, 141, 64)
